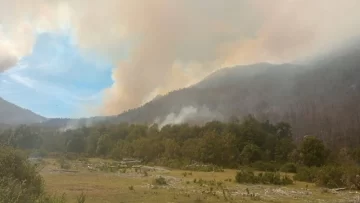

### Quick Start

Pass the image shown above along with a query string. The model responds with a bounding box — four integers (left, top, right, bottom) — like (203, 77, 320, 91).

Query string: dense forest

(0, 116, 312, 166)
(3, 116, 360, 167)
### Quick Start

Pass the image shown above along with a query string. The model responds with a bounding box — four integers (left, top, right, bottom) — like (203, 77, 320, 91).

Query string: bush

(36, 194, 67, 203)
(235, 170, 259, 184)
(293, 167, 318, 183)
(184, 164, 224, 172)
(76, 192, 86, 203)
(315, 166, 344, 188)
(0, 147, 44, 202)
(342, 166, 360, 190)
(251, 161, 279, 172)
(280, 163, 297, 173)
(153, 176, 167, 185)
(57, 157, 71, 170)
(235, 170, 293, 185)
(293, 165, 360, 189)
(0, 147, 87, 203)
(31, 149, 48, 158)
(315, 165, 360, 189)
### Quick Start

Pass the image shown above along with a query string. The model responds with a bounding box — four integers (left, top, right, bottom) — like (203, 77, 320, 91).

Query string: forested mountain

(0, 97, 45, 125)
(33, 41, 360, 147)
(106, 42, 360, 145)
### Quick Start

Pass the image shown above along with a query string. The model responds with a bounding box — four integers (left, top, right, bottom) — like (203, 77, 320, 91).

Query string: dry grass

(41, 158, 360, 203)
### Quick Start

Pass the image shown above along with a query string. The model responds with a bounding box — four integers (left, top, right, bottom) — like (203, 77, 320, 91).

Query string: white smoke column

(157, 105, 223, 128)
(159, 106, 198, 128)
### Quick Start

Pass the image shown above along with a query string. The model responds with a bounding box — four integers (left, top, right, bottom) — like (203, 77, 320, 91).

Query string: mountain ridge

(0, 97, 46, 125)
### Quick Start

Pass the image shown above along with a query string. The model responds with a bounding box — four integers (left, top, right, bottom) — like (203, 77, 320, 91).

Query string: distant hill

(0, 97, 46, 125)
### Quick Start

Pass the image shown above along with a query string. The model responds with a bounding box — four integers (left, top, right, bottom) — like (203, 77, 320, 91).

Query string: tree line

(4, 115, 360, 190)
(0, 116, 343, 168)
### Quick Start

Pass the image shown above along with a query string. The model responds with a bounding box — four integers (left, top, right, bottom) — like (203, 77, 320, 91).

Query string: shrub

(31, 149, 48, 158)
(293, 167, 318, 183)
(280, 163, 297, 173)
(251, 161, 279, 172)
(342, 166, 360, 190)
(153, 176, 167, 185)
(315, 165, 360, 189)
(0, 147, 86, 203)
(235, 170, 259, 184)
(64, 153, 80, 161)
(57, 157, 71, 170)
(259, 172, 293, 185)
(315, 166, 344, 188)
(76, 192, 86, 203)
(0, 147, 44, 202)
(184, 164, 224, 172)
(235, 170, 293, 185)
(293, 165, 360, 189)
(281, 175, 294, 185)
(36, 194, 67, 203)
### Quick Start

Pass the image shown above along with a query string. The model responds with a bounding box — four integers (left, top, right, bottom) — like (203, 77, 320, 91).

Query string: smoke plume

(155, 105, 223, 128)
(1, 0, 360, 115)
(0, 0, 67, 72)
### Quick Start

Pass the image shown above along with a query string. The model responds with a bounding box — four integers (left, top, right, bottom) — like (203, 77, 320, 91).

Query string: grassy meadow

(40, 158, 360, 203)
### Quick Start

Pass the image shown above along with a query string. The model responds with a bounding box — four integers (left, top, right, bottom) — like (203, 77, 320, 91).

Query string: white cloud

(8, 74, 35, 88)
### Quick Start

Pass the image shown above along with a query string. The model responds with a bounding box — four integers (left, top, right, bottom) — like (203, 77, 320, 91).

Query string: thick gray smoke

(1, 0, 360, 115)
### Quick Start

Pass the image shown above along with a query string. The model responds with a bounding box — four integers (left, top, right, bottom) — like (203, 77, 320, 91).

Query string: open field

(41, 158, 360, 203)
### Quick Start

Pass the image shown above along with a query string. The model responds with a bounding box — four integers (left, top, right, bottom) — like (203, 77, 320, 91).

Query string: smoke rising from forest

(1, 0, 360, 115)
(155, 106, 223, 128)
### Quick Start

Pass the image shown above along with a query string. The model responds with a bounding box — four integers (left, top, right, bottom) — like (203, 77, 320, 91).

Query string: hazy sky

(0, 0, 359, 117)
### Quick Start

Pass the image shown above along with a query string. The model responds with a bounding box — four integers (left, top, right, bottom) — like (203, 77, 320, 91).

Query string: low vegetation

(294, 165, 360, 189)
(153, 176, 167, 185)
(0, 146, 85, 203)
(235, 170, 293, 185)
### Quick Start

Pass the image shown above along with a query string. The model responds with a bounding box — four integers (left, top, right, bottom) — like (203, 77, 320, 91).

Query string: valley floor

(41, 159, 360, 203)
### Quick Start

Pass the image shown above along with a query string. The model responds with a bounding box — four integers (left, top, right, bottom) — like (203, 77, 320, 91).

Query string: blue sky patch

(0, 32, 114, 118)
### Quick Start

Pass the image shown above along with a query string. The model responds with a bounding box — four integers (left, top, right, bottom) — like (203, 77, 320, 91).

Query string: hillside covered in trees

(106, 41, 360, 146)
